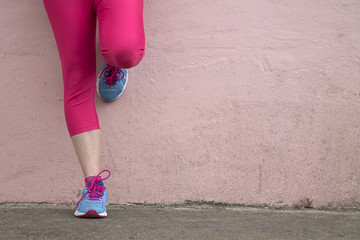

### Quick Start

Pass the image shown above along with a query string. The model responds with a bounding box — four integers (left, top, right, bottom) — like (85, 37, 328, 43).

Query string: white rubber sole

(74, 209, 107, 218)
(96, 67, 128, 102)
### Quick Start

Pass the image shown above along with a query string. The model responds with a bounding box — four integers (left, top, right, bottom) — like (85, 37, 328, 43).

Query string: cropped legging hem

(69, 124, 100, 137)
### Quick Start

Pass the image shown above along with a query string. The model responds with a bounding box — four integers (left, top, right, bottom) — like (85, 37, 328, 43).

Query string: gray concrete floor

(0, 204, 359, 240)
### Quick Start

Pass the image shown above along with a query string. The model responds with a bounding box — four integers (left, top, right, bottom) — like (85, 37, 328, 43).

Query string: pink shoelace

(99, 64, 125, 93)
(74, 169, 111, 211)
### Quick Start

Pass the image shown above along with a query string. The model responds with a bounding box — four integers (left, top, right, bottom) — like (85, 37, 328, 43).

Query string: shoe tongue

(84, 176, 104, 187)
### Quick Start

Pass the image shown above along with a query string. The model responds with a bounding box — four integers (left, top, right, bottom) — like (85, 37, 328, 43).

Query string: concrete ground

(0, 203, 359, 240)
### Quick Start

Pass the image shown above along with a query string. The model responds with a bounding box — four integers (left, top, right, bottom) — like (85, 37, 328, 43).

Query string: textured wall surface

(0, 0, 359, 208)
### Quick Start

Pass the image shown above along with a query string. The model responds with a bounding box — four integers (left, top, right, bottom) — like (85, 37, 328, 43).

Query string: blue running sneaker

(74, 169, 111, 218)
(97, 60, 128, 102)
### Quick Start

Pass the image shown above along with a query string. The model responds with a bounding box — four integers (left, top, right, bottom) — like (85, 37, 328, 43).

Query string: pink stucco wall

(1, 0, 359, 208)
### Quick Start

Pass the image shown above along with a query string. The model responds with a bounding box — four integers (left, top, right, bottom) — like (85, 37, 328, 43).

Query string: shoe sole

(74, 209, 107, 218)
(96, 67, 128, 102)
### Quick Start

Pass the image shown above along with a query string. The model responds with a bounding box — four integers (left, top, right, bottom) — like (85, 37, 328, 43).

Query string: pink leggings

(43, 0, 145, 137)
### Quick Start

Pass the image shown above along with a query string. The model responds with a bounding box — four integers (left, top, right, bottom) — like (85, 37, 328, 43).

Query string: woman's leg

(43, 0, 100, 177)
(96, 0, 145, 68)
(70, 129, 100, 177)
